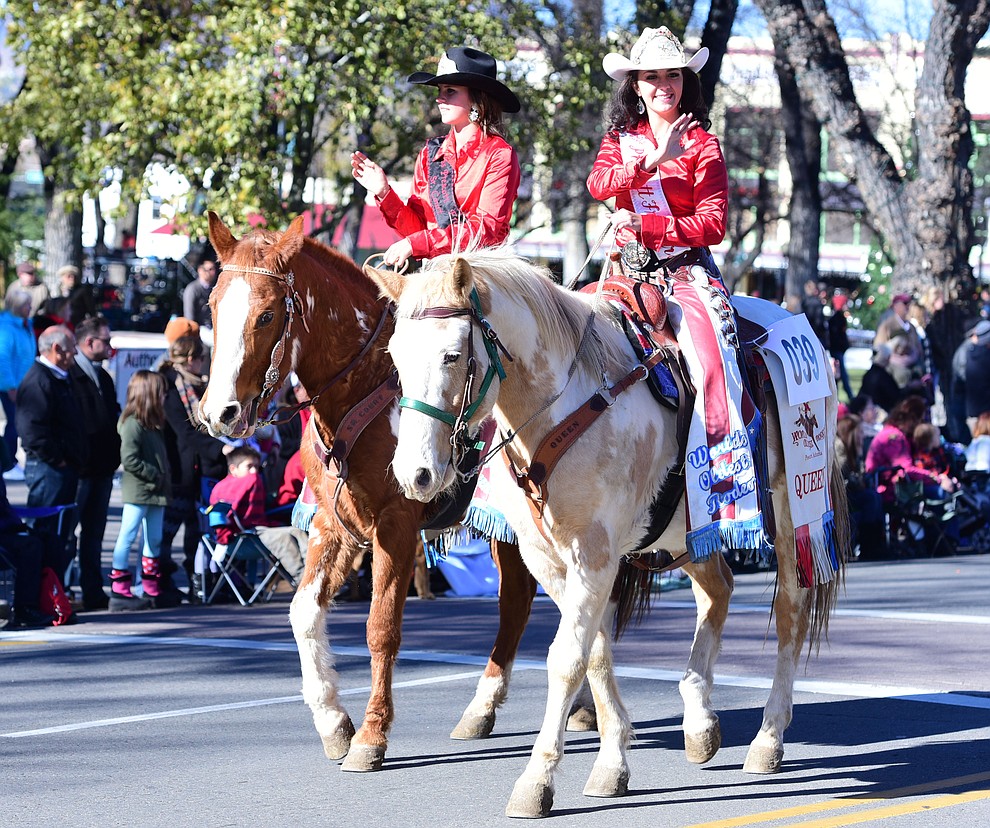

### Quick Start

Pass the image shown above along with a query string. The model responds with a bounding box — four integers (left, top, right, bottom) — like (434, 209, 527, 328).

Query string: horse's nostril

(220, 404, 240, 425)
(414, 468, 432, 490)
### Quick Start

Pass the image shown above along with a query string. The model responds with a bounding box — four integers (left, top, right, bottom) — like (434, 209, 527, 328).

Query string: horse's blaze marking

(207, 278, 251, 411)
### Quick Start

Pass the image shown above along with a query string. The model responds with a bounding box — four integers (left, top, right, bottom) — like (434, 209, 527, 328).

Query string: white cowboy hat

(603, 27, 709, 80)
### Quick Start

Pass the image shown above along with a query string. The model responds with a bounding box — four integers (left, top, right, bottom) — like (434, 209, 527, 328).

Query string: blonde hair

(973, 412, 990, 439)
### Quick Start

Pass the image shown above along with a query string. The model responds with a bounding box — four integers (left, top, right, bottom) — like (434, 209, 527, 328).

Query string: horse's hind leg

(743, 526, 812, 774)
(679, 553, 733, 764)
(452, 539, 538, 740)
(341, 516, 417, 772)
(289, 522, 359, 761)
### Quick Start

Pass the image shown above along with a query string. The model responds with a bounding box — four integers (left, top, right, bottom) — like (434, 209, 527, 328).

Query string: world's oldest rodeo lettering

(687, 428, 750, 469)
(706, 477, 757, 515)
(698, 453, 753, 491)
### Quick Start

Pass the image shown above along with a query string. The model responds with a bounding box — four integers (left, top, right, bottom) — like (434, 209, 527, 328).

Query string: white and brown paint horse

(198, 213, 544, 771)
(370, 249, 850, 818)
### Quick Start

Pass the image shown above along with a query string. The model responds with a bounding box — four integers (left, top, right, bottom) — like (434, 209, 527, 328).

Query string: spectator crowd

(2, 257, 313, 630)
(801, 282, 990, 559)
(5, 257, 990, 627)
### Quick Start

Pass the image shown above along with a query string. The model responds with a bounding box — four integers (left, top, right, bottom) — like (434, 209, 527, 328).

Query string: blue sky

(605, 0, 937, 40)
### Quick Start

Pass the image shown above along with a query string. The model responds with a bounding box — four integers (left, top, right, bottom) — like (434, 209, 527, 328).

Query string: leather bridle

(397, 287, 513, 474)
(218, 262, 391, 426)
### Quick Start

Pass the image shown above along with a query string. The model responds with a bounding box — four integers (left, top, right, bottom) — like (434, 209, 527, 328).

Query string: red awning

(330, 206, 401, 250)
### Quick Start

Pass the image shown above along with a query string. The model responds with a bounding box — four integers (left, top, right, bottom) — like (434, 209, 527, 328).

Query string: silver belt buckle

(620, 241, 653, 272)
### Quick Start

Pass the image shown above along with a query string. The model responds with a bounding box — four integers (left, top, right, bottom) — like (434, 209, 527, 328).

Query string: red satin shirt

(376, 130, 521, 259)
(587, 121, 728, 251)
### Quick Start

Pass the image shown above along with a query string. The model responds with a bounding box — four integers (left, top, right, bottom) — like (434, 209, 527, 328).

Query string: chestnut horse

(370, 250, 850, 818)
(197, 213, 541, 771)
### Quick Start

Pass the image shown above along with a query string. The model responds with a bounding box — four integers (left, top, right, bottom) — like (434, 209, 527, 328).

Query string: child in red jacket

(209, 446, 308, 583)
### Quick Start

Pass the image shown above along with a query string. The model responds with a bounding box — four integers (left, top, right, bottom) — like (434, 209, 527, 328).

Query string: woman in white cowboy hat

(588, 27, 771, 562)
(351, 46, 521, 269)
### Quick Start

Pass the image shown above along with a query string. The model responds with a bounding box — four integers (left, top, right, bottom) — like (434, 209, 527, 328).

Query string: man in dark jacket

(15, 326, 88, 537)
(965, 322, 990, 435)
(801, 280, 829, 349)
(68, 316, 121, 610)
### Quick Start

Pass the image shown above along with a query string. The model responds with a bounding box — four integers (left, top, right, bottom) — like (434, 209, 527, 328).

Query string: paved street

(3, 468, 989, 827)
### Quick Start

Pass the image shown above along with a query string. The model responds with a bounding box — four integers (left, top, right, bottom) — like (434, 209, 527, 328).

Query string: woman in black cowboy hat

(351, 46, 521, 269)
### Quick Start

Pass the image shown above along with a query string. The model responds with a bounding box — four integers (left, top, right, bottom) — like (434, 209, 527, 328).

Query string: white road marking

(1, 670, 483, 738)
(3, 627, 989, 741)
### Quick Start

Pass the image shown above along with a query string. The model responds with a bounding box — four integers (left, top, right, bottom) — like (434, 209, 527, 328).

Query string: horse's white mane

(418, 246, 630, 378)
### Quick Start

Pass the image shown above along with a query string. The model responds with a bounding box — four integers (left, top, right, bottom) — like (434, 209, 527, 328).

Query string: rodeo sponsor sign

(756, 314, 833, 575)
(108, 332, 168, 409)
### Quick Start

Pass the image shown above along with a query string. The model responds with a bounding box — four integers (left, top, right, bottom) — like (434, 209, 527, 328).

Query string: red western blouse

(587, 121, 728, 251)
(376, 130, 521, 259)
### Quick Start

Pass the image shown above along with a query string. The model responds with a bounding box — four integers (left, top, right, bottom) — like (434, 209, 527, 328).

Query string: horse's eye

(442, 351, 461, 365)
(258, 311, 275, 327)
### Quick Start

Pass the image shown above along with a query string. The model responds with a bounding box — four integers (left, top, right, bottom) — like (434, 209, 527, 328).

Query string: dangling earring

(636, 97, 646, 115)
(470, 105, 480, 123)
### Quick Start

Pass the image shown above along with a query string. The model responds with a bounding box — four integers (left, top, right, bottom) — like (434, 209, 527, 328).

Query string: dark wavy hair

(603, 69, 710, 134)
(468, 89, 507, 139)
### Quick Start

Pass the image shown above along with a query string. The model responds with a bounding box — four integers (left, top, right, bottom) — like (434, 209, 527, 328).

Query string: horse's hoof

(321, 718, 356, 761)
(450, 711, 496, 740)
(505, 780, 554, 819)
(583, 766, 629, 798)
(743, 743, 783, 774)
(340, 743, 385, 772)
(684, 721, 722, 764)
(566, 706, 597, 732)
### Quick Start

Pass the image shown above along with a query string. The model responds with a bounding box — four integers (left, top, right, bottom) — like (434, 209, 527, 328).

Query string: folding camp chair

(197, 501, 294, 606)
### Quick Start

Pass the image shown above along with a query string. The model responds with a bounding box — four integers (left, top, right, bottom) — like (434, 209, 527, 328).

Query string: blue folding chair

(197, 501, 294, 606)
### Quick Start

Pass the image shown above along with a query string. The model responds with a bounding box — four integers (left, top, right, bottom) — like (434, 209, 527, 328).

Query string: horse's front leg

(289, 520, 360, 761)
(341, 517, 417, 772)
(679, 553, 733, 764)
(743, 528, 812, 774)
(506, 567, 617, 819)
(566, 599, 618, 733)
(452, 539, 538, 740)
(582, 625, 632, 798)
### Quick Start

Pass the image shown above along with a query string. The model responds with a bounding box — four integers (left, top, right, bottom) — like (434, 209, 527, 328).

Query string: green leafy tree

(1, 1, 519, 263)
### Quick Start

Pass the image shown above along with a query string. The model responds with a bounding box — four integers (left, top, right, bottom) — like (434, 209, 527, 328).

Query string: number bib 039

(757, 314, 832, 406)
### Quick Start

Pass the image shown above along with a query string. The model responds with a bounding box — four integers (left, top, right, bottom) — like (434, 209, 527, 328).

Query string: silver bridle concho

(218, 264, 303, 404)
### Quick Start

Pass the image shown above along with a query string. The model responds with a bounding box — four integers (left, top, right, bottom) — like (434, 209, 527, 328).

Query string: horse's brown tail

(611, 559, 658, 641)
(807, 458, 851, 654)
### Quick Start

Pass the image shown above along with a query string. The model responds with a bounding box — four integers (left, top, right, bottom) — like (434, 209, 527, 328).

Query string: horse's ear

(449, 257, 475, 298)
(207, 211, 239, 260)
(266, 215, 307, 271)
(364, 265, 405, 303)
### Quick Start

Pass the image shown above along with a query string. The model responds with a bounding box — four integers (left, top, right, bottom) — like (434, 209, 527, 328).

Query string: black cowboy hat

(408, 46, 521, 113)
